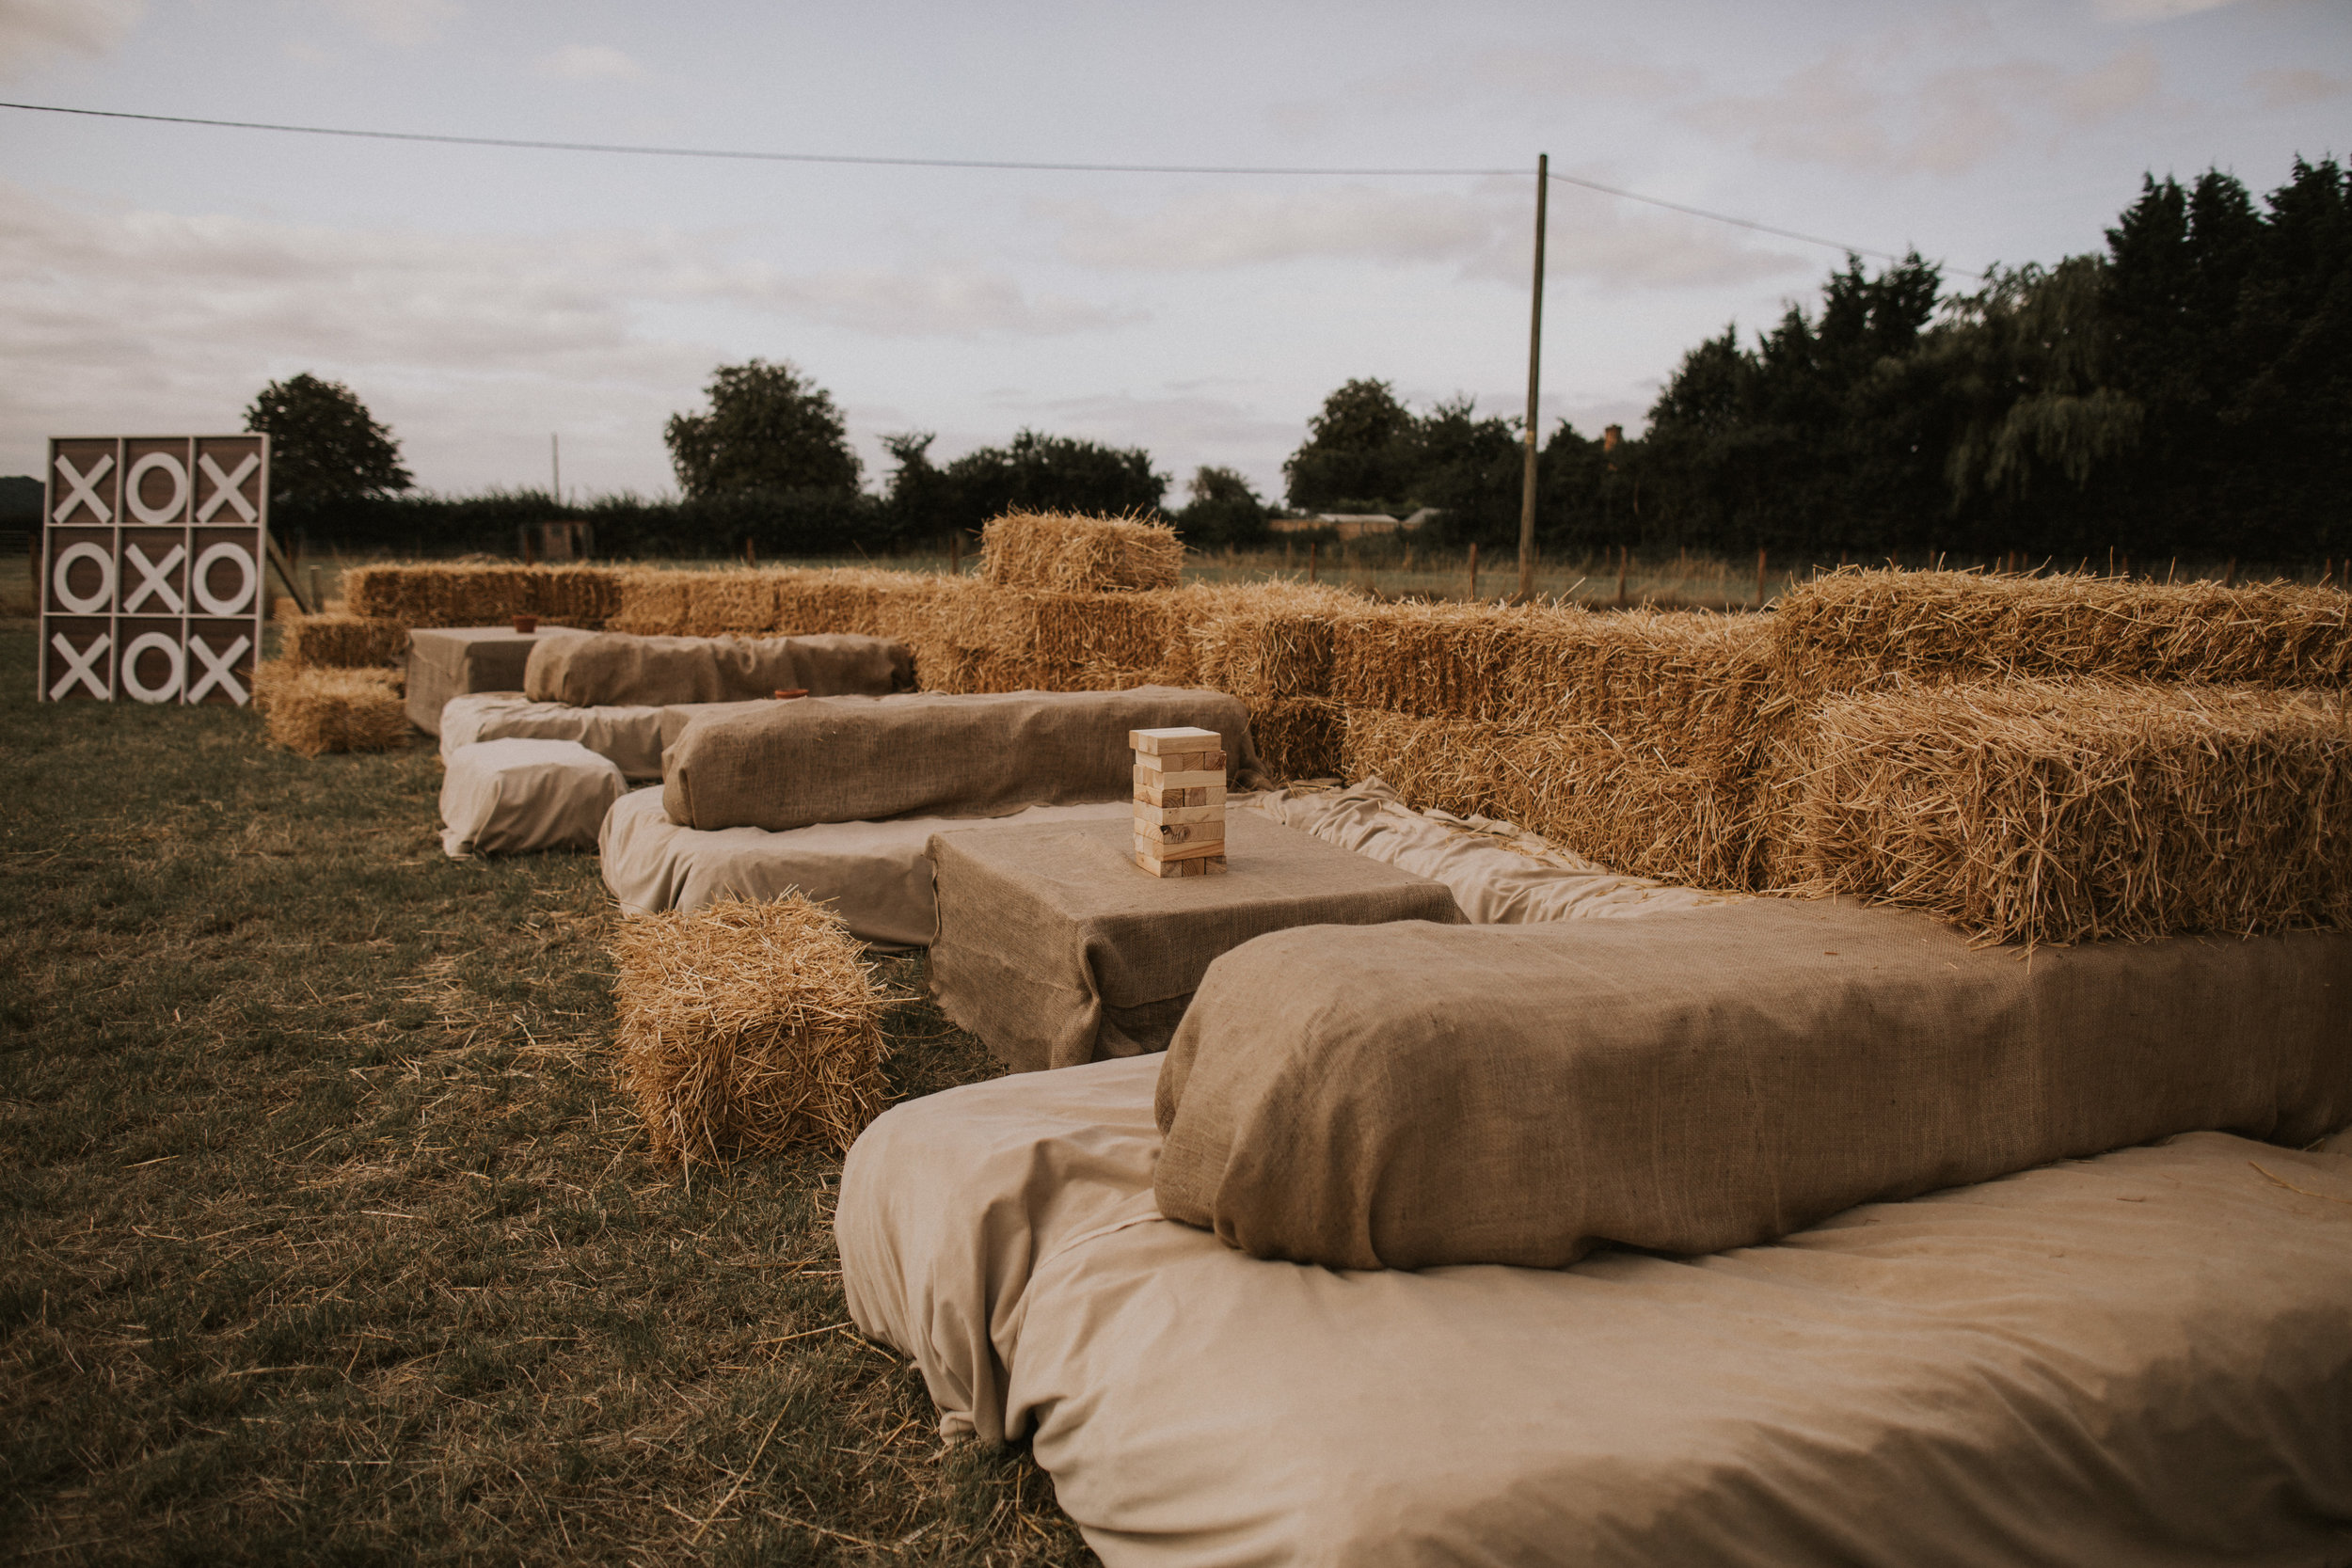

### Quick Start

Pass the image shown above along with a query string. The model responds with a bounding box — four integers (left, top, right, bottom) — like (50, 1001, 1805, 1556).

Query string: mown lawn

(0, 625, 1090, 1565)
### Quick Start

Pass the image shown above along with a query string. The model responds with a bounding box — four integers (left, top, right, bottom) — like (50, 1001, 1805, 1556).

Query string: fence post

(1308, 540, 1317, 584)
(1756, 547, 1768, 608)
(1466, 541, 1478, 601)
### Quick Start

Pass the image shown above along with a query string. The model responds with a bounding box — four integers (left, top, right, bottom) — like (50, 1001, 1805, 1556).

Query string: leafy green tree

(1175, 465, 1269, 547)
(1403, 397, 1522, 546)
(664, 359, 862, 499)
(936, 431, 1166, 531)
(244, 373, 413, 509)
(1283, 378, 1419, 511)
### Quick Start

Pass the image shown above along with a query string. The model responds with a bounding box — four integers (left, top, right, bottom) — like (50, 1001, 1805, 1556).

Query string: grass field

(0, 624, 1092, 1565)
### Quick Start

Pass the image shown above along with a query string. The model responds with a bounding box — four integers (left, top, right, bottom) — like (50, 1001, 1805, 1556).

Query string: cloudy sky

(2, 0, 2344, 505)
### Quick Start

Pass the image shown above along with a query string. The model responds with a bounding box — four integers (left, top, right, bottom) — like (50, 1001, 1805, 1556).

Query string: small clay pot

(512, 614, 538, 634)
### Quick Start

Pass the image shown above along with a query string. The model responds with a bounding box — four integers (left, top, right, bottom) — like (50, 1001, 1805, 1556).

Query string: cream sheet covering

(438, 737, 626, 857)
(596, 786, 1135, 944)
(1245, 775, 1733, 923)
(440, 693, 769, 782)
(838, 1055, 2352, 1567)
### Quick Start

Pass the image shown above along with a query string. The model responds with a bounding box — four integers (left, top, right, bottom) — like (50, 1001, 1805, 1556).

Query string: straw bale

(1189, 581, 1365, 700)
(1774, 567, 2352, 697)
(1249, 697, 1346, 782)
(280, 613, 407, 670)
(1774, 678, 2352, 946)
(605, 568, 693, 636)
(1330, 602, 1782, 772)
(342, 562, 625, 629)
(258, 664, 411, 758)
(979, 511, 1184, 594)
(611, 895, 889, 1165)
(1343, 707, 1760, 890)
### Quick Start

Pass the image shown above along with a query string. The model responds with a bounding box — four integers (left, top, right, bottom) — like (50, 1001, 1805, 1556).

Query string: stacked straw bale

(253, 662, 411, 758)
(1190, 581, 1362, 702)
(342, 562, 626, 629)
(1774, 567, 2352, 697)
(280, 613, 407, 670)
(1343, 708, 1761, 889)
(979, 511, 1184, 594)
(611, 896, 889, 1165)
(1773, 678, 2352, 946)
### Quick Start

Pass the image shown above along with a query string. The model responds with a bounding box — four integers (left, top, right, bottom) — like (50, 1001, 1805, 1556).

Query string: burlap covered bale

(1331, 602, 1782, 773)
(1774, 567, 2352, 698)
(1189, 581, 1365, 701)
(611, 895, 889, 1166)
(257, 664, 412, 758)
(1344, 707, 1760, 890)
(521, 630, 912, 707)
(280, 613, 408, 671)
(342, 562, 626, 629)
(1775, 678, 2352, 945)
(979, 511, 1184, 594)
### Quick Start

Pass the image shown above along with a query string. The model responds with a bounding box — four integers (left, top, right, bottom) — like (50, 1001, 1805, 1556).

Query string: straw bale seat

(279, 612, 406, 670)
(611, 895, 887, 1165)
(438, 737, 625, 858)
(838, 1053, 2352, 1562)
(255, 662, 410, 758)
(343, 562, 625, 629)
(979, 511, 1183, 594)
(521, 629, 913, 708)
(405, 625, 571, 736)
(440, 693, 769, 783)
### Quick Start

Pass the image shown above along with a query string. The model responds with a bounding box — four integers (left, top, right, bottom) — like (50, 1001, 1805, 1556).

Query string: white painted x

(49, 633, 109, 700)
(53, 452, 114, 525)
(185, 634, 252, 705)
(196, 453, 261, 523)
(123, 542, 187, 612)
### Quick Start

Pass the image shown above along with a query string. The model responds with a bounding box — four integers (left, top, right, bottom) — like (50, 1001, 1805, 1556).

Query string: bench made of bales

(342, 562, 627, 630)
(1773, 567, 2352, 698)
(1774, 679, 2352, 945)
(279, 612, 407, 670)
(611, 895, 888, 1166)
(252, 662, 411, 758)
(980, 511, 1184, 594)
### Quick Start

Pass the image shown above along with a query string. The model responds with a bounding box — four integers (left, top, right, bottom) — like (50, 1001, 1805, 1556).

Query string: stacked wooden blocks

(1133, 725, 1228, 878)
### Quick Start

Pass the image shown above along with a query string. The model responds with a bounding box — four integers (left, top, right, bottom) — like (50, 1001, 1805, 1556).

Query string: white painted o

(52, 542, 116, 614)
(193, 541, 257, 615)
(126, 451, 192, 525)
(120, 631, 185, 703)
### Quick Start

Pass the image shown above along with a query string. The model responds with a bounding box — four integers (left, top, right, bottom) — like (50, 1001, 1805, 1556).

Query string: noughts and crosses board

(40, 434, 272, 706)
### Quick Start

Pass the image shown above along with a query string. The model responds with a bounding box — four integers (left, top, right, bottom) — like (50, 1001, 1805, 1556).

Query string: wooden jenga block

(1129, 726, 1223, 756)
(1135, 783, 1225, 809)
(1200, 854, 1227, 876)
(1136, 817, 1226, 847)
(1134, 765, 1224, 792)
(1135, 835, 1225, 863)
(1135, 802, 1223, 826)
(1134, 850, 1189, 878)
(1134, 747, 1226, 775)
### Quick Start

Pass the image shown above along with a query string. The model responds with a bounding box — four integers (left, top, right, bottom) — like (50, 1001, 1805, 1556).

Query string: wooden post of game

(1130, 726, 1228, 878)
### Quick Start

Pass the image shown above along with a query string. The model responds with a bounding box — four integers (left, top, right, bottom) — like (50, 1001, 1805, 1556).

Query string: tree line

(249, 152, 2346, 565)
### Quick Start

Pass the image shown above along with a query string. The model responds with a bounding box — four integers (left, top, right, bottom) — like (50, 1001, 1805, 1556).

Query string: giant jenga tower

(1131, 726, 1227, 877)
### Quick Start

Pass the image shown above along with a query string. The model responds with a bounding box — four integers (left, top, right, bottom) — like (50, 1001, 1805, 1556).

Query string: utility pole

(550, 434, 562, 505)
(1518, 152, 1549, 601)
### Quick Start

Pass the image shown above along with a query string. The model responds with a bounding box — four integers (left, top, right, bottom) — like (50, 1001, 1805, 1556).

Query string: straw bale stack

(280, 613, 407, 670)
(1330, 602, 1782, 772)
(1774, 567, 2352, 697)
(1774, 678, 2352, 946)
(1344, 708, 1761, 889)
(1189, 581, 1364, 701)
(980, 511, 1184, 594)
(342, 562, 625, 629)
(1249, 697, 1346, 782)
(611, 895, 889, 1165)
(254, 663, 411, 758)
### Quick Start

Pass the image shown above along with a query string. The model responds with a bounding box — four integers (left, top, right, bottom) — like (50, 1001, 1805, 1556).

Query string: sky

(2, 0, 2344, 508)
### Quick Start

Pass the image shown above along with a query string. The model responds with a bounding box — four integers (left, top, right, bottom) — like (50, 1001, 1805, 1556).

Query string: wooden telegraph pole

(1518, 153, 1549, 601)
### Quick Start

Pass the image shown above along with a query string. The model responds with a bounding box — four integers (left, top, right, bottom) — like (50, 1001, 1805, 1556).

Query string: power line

(2, 98, 1905, 262)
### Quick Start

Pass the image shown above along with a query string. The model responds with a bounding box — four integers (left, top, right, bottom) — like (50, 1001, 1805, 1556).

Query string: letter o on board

(125, 452, 191, 525)
(52, 542, 116, 613)
(120, 631, 185, 704)
(193, 542, 257, 616)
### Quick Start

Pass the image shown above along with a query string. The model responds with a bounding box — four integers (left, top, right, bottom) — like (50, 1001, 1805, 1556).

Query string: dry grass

(1247, 697, 1346, 782)
(612, 898, 890, 1168)
(1772, 678, 2352, 945)
(342, 562, 626, 630)
(1329, 601, 1784, 772)
(255, 663, 412, 759)
(978, 512, 1184, 594)
(1774, 566, 2352, 697)
(1343, 707, 1761, 890)
(280, 613, 408, 671)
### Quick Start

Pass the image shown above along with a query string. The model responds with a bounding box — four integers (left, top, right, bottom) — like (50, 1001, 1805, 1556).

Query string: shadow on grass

(0, 626, 1093, 1565)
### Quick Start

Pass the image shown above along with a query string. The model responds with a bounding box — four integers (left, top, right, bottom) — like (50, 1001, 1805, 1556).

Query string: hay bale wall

(979, 511, 1184, 594)
(611, 895, 889, 1165)
(342, 562, 627, 629)
(1774, 568, 2352, 698)
(280, 613, 407, 670)
(1774, 679, 2352, 945)
(256, 663, 411, 758)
